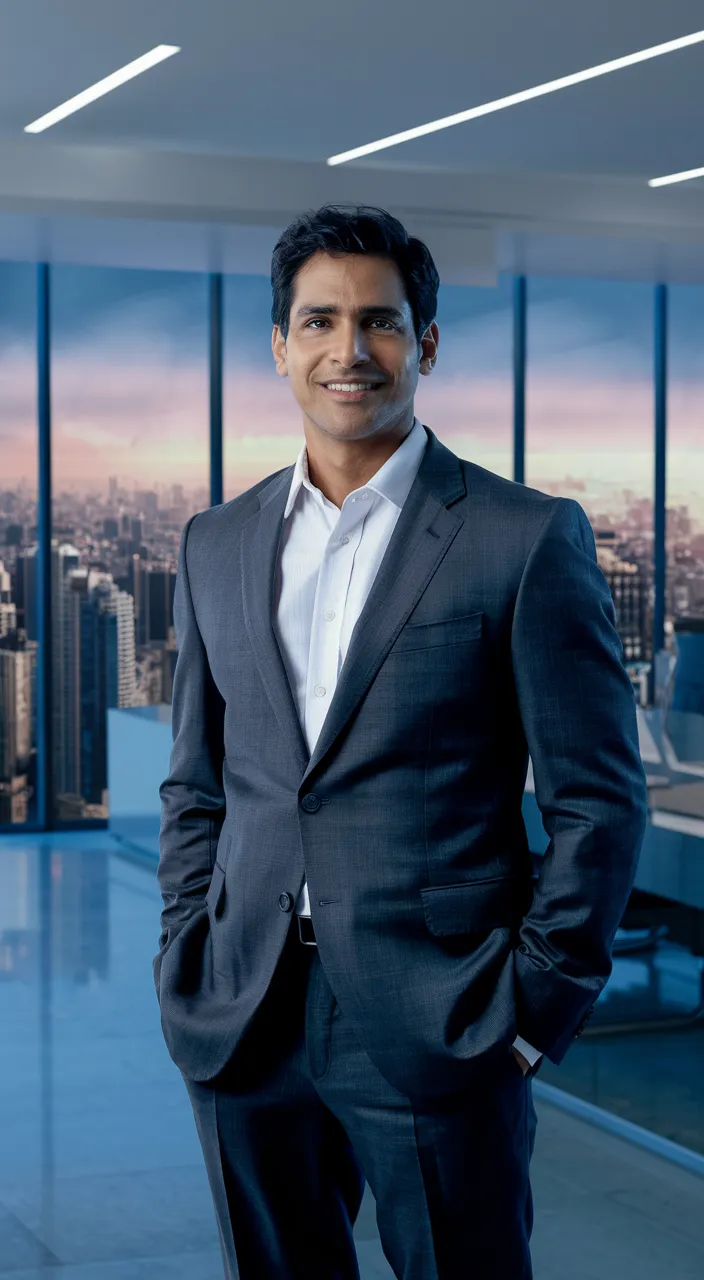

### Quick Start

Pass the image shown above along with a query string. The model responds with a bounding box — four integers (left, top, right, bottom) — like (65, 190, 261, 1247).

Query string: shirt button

(340, 536, 349, 545)
(361, 492, 368, 500)
(314, 685, 326, 697)
(323, 609, 335, 621)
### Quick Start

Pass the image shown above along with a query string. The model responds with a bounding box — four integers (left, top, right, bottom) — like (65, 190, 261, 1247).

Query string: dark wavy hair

(271, 204, 439, 343)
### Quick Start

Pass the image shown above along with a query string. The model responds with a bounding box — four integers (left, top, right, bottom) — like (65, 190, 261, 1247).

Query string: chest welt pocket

(420, 874, 534, 936)
(389, 610, 483, 655)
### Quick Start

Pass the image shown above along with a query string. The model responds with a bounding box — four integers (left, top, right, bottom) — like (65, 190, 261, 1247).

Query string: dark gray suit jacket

(154, 425, 648, 1099)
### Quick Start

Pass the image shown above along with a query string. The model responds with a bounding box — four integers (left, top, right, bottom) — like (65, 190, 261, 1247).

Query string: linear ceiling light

(25, 44, 181, 134)
(649, 165, 704, 187)
(327, 28, 704, 166)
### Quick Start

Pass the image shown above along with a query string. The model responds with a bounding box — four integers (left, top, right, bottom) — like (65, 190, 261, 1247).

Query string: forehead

(291, 251, 410, 312)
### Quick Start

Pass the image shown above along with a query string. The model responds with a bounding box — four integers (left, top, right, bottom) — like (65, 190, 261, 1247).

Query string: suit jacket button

(301, 793, 321, 813)
(279, 893, 294, 912)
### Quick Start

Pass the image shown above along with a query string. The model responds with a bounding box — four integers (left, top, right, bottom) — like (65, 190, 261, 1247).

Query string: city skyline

(0, 265, 702, 527)
(2, 259, 703, 827)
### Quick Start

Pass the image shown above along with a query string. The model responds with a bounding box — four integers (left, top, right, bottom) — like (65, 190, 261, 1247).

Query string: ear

(419, 321, 439, 377)
(272, 325, 288, 377)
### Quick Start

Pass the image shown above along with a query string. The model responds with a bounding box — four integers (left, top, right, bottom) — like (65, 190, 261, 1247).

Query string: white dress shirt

(272, 417, 542, 1068)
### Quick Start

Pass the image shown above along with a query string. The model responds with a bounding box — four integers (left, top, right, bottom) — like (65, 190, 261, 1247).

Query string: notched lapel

(301, 483, 464, 785)
(240, 467, 311, 775)
(239, 429, 468, 787)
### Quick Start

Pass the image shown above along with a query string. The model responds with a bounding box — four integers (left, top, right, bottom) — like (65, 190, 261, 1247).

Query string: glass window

(667, 286, 704, 629)
(0, 262, 38, 828)
(224, 274, 300, 500)
(525, 278, 704, 1155)
(661, 285, 704, 797)
(526, 277, 653, 672)
(415, 277, 513, 477)
(50, 266, 209, 824)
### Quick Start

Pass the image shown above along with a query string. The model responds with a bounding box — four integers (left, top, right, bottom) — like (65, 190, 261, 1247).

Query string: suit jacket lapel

(240, 428, 468, 786)
(240, 467, 310, 776)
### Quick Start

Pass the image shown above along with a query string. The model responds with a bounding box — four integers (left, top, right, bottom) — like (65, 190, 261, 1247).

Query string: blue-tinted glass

(224, 274, 299, 499)
(0, 262, 37, 827)
(415, 276, 513, 477)
(527, 276, 653, 671)
(663, 285, 704, 806)
(49, 266, 209, 824)
(667, 285, 704, 628)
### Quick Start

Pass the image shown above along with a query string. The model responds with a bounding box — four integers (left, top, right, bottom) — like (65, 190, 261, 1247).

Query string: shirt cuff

(512, 1035, 543, 1067)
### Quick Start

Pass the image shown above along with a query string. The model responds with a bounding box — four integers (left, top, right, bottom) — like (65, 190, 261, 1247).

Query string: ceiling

(2, 0, 704, 280)
(3, 0, 704, 177)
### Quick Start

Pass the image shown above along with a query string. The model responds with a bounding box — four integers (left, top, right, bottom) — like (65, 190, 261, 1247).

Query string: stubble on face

(272, 251, 433, 449)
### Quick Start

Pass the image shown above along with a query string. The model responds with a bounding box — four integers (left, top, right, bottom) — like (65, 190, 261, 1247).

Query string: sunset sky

(0, 262, 702, 526)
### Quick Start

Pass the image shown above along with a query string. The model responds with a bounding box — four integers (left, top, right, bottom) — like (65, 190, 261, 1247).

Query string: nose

(330, 320, 371, 370)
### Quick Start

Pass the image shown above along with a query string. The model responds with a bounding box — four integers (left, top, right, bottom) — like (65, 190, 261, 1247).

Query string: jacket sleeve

(155, 511, 226, 954)
(511, 496, 648, 1064)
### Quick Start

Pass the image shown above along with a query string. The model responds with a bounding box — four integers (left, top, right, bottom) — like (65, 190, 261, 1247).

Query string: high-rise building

(132, 560, 176, 646)
(0, 631, 37, 823)
(75, 572, 136, 808)
(595, 532, 648, 662)
(135, 490, 159, 521)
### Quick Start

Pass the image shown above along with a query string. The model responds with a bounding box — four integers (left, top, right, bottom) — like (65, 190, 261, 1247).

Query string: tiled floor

(0, 833, 702, 1278)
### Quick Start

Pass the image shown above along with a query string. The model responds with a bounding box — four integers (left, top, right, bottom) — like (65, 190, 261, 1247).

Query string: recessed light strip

(327, 28, 704, 166)
(25, 44, 181, 134)
(649, 165, 704, 187)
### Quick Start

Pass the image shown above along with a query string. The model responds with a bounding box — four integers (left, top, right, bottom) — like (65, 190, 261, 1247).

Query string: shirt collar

(283, 417, 427, 519)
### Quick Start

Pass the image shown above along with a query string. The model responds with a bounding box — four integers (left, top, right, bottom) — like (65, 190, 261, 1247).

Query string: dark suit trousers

(182, 919, 538, 1280)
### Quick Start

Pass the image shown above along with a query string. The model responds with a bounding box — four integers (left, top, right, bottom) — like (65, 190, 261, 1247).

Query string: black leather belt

(297, 915, 317, 946)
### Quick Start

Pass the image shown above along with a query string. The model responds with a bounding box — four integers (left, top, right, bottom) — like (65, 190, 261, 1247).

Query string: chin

(316, 410, 376, 433)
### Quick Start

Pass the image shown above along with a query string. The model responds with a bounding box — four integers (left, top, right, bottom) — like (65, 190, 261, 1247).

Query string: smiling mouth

(321, 381, 383, 394)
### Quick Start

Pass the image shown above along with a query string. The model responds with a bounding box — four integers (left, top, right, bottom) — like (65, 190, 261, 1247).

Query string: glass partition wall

(0, 264, 698, 837)
(0, 263, 38, 827)
(1, 258, 703, 1156)
(48, 266, 209, 824)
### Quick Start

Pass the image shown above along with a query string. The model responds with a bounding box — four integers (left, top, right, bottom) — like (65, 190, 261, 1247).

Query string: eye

(305, 317, 329, 329)
(369, 318, 394, 330)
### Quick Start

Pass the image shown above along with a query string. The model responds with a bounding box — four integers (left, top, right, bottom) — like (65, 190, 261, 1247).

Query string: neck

(304, 413, 415, 509)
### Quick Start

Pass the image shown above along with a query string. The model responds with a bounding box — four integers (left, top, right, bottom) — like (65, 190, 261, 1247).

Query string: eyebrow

(295, 304, 406, 322)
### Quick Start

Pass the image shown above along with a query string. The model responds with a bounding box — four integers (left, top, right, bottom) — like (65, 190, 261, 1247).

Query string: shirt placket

(304, 495, 367, 749)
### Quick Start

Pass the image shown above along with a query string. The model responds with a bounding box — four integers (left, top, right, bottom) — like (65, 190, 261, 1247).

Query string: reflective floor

(540, 939, 704, 1155)
(0, 832, 703, 1278)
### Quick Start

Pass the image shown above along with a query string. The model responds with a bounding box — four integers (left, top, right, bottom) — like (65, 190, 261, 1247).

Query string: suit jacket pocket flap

(390, 610, 483, 653)
(420, 874, 533, 936)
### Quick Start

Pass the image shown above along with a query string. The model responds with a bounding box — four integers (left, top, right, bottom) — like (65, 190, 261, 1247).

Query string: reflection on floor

(538, 927, 704, 1157)
(539, 1022, 704, 1157)
(0, 832, 702, 1278)
(601, 936, 704, 1022)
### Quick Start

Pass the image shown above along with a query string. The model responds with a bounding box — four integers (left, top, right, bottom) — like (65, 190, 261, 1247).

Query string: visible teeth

(326, 383, 376, 391)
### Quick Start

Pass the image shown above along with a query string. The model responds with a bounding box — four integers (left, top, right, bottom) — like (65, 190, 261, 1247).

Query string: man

(154, 205, 647, 1279)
